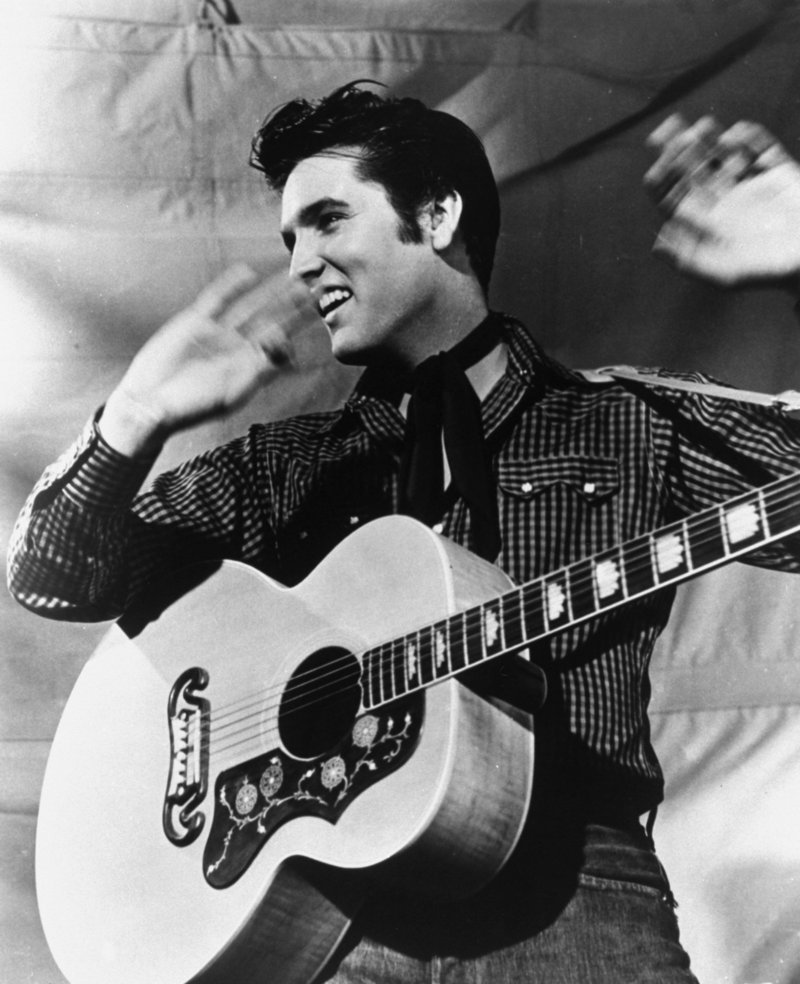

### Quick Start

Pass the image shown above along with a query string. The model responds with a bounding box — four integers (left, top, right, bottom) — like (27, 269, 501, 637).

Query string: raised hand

(101, 265, 296, 457)
(644, 114, 800, 288)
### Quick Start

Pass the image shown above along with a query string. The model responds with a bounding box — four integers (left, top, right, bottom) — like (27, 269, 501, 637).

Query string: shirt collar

(323, 312, 590, 439)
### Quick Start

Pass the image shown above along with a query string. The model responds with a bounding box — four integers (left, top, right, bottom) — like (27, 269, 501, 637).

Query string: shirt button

(432, 522, 444, 534)
(349, 516, 360, 525)
(521, 481, 533, 493)
(583, 482, 596, 494)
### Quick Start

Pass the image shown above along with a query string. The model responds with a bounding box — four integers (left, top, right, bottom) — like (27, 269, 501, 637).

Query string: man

(8, 83, 800, 981)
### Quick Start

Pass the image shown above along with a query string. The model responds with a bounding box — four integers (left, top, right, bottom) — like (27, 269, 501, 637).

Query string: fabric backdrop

(2, 2, 800, 982)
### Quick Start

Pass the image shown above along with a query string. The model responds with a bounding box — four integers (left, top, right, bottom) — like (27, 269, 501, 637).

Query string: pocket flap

(497, 456, 619, 501)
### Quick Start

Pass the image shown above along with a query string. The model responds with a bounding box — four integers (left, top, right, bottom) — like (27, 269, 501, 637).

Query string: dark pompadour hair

(249, 81, 501, 293)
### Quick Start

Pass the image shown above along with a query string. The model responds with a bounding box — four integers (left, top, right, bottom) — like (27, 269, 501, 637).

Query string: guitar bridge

(163, 667, 210, 846)
(203, 694, 423, 888)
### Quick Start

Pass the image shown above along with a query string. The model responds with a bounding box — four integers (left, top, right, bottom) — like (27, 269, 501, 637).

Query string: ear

(427, 191, 464, 252)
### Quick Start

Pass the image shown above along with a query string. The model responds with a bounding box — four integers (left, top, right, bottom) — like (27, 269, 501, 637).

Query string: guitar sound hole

(278, 647, 362, 760)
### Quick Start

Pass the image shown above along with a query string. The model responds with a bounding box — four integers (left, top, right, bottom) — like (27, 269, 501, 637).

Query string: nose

(288, 230, 324, 284)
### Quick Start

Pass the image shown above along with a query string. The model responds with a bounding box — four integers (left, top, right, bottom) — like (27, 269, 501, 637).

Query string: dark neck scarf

(398, 312, 503, 561)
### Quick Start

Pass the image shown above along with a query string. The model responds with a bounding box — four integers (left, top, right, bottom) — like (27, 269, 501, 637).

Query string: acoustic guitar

(36, 469, 800, 983)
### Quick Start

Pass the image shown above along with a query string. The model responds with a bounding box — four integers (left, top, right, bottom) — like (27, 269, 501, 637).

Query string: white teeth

(319, 288, 352, 316)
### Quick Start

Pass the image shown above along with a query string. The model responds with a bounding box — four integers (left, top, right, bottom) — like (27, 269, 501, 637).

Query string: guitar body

(36, 516, 535, 984)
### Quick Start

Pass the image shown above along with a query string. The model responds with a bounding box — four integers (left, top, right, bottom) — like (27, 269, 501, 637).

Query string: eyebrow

(280, 197, 350, 247)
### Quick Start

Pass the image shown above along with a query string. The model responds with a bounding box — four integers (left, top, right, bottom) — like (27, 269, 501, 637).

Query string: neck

(394, 310, 507, 416)
(388, 273, 490, 371)
(465, 338, 508, 403)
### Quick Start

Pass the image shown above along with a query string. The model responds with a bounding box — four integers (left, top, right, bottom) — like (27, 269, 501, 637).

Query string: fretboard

(360, 471, 800, 710)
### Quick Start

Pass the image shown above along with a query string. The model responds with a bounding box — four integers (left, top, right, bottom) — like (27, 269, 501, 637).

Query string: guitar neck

(360, 471, 800, 710)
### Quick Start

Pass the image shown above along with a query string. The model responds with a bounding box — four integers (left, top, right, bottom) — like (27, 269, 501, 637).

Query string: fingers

(190, 264, 298, 368)
(191, 263, 261, 319)
(645, 113, 691, 152)
(644, 115, 725, 214)
(222, 277, 276, 331)
(245, 317, 297, 371)
(644, 113, 788, 215)
(716, 120, 792, 172)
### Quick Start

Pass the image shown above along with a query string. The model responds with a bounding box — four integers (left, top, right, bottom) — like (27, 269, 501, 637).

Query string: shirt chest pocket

(496, 455, 621, 575)
(497, 455, 620, 503)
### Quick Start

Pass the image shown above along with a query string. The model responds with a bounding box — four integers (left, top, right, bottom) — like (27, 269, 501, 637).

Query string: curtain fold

(2, 6, 800, 982)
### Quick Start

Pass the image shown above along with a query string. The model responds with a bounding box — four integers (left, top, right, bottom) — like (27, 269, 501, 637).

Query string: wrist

(99, 387, 169, 459)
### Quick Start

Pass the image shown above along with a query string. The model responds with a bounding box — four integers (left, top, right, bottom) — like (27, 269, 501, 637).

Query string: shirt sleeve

(646, 377, 800, 572)
(6, 412, 279, 622)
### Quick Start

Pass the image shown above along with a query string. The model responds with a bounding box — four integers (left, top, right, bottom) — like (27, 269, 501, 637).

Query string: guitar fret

(418, 626, 436, 686)
(448, 612, 468, 672)
(391, 637, 405, 698)
(376, 642, 390, 703)
(520, 585, 546, 643)
(718, 504, 734, 557)
(361, 649, 373, 708)
(367, 645, 386, 708)
(386, 644, 397, 702)
(568, 558, 596, 620)
(762, 482, 800, 536)
(379, 645, 391, 705)
(359, 476, 800, 714)
(620, 533, 656, 596)
(463, 607, 484, 665)
(685, 511, 725, 568)
(502, 589, 525, 648)
(755, 489, 770, 542)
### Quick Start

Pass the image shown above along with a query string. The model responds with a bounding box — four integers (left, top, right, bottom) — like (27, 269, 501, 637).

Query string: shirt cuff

(45, 408, 158, 513)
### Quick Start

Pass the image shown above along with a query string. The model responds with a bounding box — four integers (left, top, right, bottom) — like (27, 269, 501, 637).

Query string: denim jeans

(323, 824, 700, 984)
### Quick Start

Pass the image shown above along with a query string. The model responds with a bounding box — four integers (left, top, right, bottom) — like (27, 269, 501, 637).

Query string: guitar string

(202, 484, 800, 752)
(211, 478, 799, 729)
(202, 518, 704, 732)
(209, 604, 792, 755)
(211, 549, 791, 756)
(202, 482, 800, 759)
(204, 525, 646, 728)
(186, 476, 780, 753)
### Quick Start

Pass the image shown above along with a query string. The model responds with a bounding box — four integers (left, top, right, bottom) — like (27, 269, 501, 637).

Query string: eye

(319, 211, 345, 232)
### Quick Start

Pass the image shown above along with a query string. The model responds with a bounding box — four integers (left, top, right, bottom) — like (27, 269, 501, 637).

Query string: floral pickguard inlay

(203, 695, 423, 887)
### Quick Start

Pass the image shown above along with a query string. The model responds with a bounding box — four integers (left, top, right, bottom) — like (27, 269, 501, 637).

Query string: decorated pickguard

(203, 695, 423, 888)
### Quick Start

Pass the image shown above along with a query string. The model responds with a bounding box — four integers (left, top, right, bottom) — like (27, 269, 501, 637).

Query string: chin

(328, 331, 371, 367)
(328, 323, 386, 366)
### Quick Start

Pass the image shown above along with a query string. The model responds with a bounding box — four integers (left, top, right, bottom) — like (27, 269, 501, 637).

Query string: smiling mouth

(319, 288, 353, 319)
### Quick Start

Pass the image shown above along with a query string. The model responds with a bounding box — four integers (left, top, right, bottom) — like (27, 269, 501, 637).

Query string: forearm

(6, 413, 157, 621)
(7, 412, 281, 621)
(7, 266, 296, 620)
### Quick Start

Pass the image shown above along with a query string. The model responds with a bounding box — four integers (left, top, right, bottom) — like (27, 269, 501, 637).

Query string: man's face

(280, 151, 442, 366)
